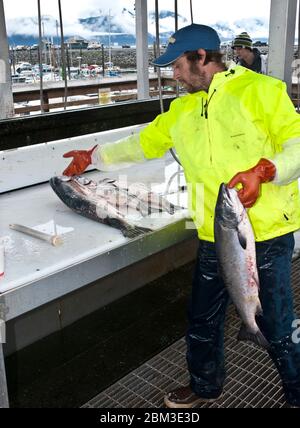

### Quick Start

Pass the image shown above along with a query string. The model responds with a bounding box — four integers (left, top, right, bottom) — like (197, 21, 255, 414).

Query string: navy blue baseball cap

(153, 24, 221, 67)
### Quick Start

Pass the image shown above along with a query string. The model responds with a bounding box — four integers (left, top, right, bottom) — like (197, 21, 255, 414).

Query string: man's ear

(197, 48, 206, 65)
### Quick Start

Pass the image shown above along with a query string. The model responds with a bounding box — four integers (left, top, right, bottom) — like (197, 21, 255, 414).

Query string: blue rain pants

(186, 233, 300, 406)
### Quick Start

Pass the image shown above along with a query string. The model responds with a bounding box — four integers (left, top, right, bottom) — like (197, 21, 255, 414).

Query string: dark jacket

(238, 48, 262, 73)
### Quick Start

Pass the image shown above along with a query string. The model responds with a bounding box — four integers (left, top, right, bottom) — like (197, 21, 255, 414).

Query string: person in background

(62, 24, 300, 408)
(232, 31, 268, 74)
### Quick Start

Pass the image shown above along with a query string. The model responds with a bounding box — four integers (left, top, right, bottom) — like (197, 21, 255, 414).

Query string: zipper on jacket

(204, 89, 217, 119)
(205, 89, 217, 164)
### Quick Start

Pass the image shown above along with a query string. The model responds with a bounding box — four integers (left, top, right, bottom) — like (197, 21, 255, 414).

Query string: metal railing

(12, 77, 177, 115)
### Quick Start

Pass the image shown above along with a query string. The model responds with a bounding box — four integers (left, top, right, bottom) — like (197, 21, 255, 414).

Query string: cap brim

(152, 51, 182, 67)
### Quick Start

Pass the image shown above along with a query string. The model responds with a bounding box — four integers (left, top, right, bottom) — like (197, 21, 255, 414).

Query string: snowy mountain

(6, 9, 269, 47)
(148, 10, 188, 39)
(214, 18, 268, 40)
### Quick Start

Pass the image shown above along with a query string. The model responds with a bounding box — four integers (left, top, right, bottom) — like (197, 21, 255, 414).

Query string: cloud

(3, 0, 271, 39)
(4, 0, 136, 37)
(3, 0, 135, 21)
(3, 0, 271, 22)
(6, 17, 106, 38)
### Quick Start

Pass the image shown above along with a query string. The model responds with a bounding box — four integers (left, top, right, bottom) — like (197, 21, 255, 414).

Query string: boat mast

(37, 0, 44, 113)
(108, 9, 112, 66)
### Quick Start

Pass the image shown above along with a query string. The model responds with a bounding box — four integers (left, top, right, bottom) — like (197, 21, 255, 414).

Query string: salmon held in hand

(214, 183, 269, 349)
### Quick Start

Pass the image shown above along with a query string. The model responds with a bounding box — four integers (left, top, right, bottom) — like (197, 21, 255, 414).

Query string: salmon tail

(237, 323, 270, 350)
(121, 225, 153, 238)
(106, 218, 153, 238)
(170, 204, 186, 213)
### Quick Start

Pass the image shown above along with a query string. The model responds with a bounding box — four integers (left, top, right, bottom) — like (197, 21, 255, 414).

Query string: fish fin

(237, 323, 270, 350)
(254, 272, 260, 290)
(137, 201, 153, 217)
(163, 200, 182, 214)
(137, 207, 149, 217)
(167, 203, 186, 214)
(255, 300, 263, 317)
(166, 204, 175, 215)
(237, 227, 247, 250)
(100, 178, 116, 184)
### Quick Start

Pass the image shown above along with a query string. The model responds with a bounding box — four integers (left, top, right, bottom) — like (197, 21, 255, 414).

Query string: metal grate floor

(83, 257, 300, 409)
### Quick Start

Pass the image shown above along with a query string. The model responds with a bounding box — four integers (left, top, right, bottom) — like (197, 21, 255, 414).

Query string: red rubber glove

(63, 145, 98, 176)
(228, 158, 276, 208)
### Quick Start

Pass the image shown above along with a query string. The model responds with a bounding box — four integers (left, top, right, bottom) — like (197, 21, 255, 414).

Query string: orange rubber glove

(228, 158, 276, 208)
(63, 145, 98, 176)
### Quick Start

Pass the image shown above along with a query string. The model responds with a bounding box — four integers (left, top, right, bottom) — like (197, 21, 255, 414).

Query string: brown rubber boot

(164, 385, 222, 408)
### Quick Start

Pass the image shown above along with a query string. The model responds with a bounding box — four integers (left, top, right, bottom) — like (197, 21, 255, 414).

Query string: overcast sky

(3, 0, 271, 23)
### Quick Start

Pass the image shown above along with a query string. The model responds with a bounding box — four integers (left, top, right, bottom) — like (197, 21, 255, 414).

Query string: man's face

(233, 47, 248, 60)
(172, 54, 209, 93)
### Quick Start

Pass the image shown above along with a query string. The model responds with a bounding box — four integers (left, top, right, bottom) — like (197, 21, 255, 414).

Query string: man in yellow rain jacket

(63, 24, 300, 408)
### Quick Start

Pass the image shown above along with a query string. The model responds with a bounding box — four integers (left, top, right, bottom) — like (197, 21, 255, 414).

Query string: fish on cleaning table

(50, 176, 151, 238)
(97, 178, 179, 216)
(214, 183, 269, 350)
(50, 176, 178, 238)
